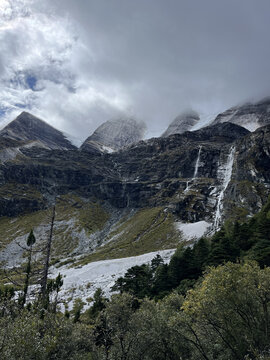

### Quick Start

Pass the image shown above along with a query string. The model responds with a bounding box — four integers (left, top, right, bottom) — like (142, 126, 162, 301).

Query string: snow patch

(175, 221, 211, 240)
(101, 145, 115, 153)
(50, 249, 175, 310)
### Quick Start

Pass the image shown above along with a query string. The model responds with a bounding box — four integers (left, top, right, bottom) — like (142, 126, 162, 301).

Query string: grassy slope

(76, 206, 181, 266)
(0, 193, 182, 268)
(0, 194, 109, 261)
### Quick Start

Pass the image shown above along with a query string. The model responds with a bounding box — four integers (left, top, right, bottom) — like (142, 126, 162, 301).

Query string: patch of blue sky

(8, 72, 38, 91)
(14, 103, 27, 109)
(0, 108, 6, 117)
(25, 75, 37, 90)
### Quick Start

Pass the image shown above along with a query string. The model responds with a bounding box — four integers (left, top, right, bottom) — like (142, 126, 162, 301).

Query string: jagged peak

(4, 111, 55, 130)
(0, 111, 76, 150)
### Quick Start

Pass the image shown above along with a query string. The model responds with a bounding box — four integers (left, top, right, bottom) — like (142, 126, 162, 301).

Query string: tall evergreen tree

(19, 229, 36, 308)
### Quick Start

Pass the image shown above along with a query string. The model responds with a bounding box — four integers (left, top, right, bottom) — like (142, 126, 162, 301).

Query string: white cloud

(1, 0, 270, 139)
(0, 0, 131, 140)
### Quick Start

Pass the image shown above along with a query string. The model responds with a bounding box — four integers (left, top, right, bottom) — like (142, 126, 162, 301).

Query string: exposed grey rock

(211, 97, 270, 131)
(0, 115, 269, 257)
(81, 117, 146, 153)
(0, 111, 76, 150)
(162, 110, 200, 137)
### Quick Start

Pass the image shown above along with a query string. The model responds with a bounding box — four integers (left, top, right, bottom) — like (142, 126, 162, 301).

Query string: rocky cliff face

(0, 112, 76, 150)
(162, 110, 200, 137)
(211, 97, 270, 131)
(81, 117, 146, 153)
(0, 120, 267, 220)
(0, 110, 270, 266)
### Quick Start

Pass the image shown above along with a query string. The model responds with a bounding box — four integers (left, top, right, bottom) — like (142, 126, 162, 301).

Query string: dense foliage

(0, 198, 270, 359)
(1, 262, 270, 359)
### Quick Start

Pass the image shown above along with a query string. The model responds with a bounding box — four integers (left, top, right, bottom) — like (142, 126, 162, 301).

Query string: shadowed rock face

(162, 110, 200, 137)
(0, 120, 266, 222)
(81, 117, 147, 153)
(0, 109, 269, 230)
(0, 112, 76, 150)
(211, 97, 270, 131)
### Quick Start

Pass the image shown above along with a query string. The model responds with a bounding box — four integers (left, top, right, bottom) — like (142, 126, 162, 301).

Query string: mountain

(211, 97, 270, 131)
(1, 119, 269, 268)
(162, 110, 200, 137)
(0, 112, 76, 150)
(81, 117, 147, 153)
(0, 102, 269, 275)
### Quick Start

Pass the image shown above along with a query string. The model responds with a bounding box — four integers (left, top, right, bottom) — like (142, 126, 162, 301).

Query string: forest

(0, 197, 270, 360)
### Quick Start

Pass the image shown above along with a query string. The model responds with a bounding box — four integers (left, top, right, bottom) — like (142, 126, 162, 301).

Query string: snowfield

(175, 221, 211, 240)
(50, 249, 176, 310)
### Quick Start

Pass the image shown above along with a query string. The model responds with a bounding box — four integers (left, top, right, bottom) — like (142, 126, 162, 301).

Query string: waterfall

(185, 146, 202, 192)
(193, 145, 202, 179)
(212, 146, 236, 231)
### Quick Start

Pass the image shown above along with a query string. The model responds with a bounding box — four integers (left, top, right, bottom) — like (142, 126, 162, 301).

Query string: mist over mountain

(211, 97, 270, 131)
(162, 110, 200, 137)
(81, 117, 147, 153)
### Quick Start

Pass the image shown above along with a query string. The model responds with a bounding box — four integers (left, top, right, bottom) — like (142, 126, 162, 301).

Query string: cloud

(1, 0, 270, 139)
(0, 0, 130, 139)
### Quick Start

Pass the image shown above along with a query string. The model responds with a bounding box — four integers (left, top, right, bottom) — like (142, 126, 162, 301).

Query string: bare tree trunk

(40, 204, 55, 303)
(21, 245, 32, 308)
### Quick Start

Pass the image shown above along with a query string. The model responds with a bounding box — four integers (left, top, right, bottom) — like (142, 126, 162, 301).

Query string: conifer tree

(19, 229, 36, 308)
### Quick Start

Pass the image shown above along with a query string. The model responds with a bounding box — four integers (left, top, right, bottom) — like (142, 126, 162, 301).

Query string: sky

(1, 0, 270, 142)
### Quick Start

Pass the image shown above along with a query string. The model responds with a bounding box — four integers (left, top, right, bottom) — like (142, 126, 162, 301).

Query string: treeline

(1, 262, 270, 359)
(113, 197, 270, 299)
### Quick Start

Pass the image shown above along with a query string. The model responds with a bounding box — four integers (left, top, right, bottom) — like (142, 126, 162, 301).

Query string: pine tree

(19, 229, 36, 308)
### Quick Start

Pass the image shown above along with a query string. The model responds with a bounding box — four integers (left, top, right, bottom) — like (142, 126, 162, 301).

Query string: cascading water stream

(185, 145, 202, 192)
(193, 145, 202, 179)
(212, 146, 236, 231)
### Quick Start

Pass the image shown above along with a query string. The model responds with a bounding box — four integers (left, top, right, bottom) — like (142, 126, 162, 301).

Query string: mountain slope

(81, 117, 146, 153)
(162, 110, 200, 137)
(1, 121, 269, 268)
(0, 112, 76, 150)
(211, 97, 270, 131)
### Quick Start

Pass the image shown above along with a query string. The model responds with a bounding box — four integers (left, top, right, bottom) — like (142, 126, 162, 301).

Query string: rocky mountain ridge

(0, 105, 269, 268)
(0, 112, 76, 150)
